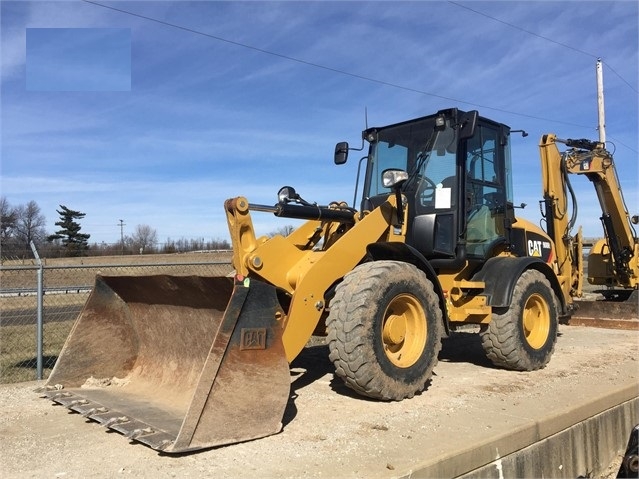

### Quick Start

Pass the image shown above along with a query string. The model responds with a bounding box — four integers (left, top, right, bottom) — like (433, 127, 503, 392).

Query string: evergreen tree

(47, 205, 91, 256)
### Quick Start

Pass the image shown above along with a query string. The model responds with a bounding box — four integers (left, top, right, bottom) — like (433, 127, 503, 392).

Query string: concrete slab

(1, 325, 637, 478)
(457, 398, 637, 478)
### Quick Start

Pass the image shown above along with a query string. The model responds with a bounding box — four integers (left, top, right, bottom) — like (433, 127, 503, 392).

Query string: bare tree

(0, 197, 20, 258)
(131, 224, 158, 253)
(0, 196, 18, 241)
(15, 200, 47, 250)
(268, 225, 295, 238)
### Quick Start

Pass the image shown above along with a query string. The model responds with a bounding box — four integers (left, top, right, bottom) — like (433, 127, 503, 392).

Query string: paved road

(0, 305, 83, 327)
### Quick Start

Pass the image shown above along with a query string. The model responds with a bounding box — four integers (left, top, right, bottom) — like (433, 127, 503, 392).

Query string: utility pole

(118, 219, 126, 255)
(596, 58, 606, 144)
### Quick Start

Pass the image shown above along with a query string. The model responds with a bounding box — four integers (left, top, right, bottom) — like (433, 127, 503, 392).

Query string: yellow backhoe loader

(538, 132, 638, 324)
(39, 108, 637, 453)
(539, 134, 638, 298)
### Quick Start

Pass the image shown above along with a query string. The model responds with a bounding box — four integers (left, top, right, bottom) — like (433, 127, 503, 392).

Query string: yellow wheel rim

(522, 293, 550, 349)
(382, 294, 427, 368)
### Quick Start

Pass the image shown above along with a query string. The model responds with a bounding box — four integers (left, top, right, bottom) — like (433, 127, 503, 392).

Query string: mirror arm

(352, 155, 368, 208)
(390, 180, 408, 227)
(395, 187, 404, 226)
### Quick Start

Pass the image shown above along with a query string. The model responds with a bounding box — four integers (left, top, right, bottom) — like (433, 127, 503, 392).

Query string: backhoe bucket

(39, 274, 291, 453)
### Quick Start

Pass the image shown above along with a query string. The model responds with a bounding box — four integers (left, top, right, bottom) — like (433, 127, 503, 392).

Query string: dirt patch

(81, 376, 130, 388)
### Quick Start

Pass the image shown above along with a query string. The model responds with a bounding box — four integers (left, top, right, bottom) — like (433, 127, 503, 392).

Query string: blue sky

(1, 0, 637, 245)
(26, 27, 131, 91)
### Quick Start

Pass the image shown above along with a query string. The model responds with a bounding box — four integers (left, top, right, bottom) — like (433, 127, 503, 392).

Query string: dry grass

(1, 252, 234, 290)
(2, 251, 233, 267)
(0, 320, 74, 383)
(1, 293, 88, 312)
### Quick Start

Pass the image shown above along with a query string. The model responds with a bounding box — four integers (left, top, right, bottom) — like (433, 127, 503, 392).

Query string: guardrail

(0, 287, 92, 297)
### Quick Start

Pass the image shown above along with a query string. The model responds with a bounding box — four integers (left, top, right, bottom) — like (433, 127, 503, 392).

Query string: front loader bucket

(39, 274, 290, 453)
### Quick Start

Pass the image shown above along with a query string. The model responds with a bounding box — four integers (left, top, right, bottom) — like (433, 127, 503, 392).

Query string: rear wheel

(480, 269, 558, 371)
(326, 261, 443, 400)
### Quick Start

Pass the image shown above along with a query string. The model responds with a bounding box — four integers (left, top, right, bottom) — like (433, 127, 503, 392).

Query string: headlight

(277, 186, 297, 203)
(381, 169, 409, 188)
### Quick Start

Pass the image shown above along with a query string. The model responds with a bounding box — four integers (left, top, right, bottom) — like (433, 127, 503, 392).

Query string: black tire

(480, 269, 558, 371)
(326, 261, 443, 400)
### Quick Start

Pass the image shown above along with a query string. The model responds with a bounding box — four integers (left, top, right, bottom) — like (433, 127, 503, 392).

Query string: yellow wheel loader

(40, 108, 637, 452)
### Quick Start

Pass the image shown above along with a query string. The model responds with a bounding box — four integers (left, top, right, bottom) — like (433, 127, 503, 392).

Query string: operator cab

(354, 108, 514, 263)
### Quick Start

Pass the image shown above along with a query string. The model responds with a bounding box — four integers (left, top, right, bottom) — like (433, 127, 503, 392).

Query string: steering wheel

(417, 176, 437, 206)
(483, 192, 501, 210)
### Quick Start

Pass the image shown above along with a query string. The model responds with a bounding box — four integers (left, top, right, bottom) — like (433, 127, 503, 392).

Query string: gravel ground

(1, 325, 637, 479)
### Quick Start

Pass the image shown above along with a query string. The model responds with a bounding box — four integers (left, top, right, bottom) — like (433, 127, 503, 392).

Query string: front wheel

(480, 269, 558, 371)
(326, 261, 443, 400)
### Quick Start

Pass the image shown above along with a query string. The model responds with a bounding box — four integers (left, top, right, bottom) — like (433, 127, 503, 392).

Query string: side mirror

(334, 142, 349, 165)
(459, 110, 478, 140)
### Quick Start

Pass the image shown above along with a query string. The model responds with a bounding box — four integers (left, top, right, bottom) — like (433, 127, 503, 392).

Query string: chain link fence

(0, 259, 233, 384)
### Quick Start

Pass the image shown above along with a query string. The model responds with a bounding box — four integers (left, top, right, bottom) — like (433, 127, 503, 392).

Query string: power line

(81, 0, 636, 152)
(447, 1, 638, 94)
(448, 1, 597, 58)
(603, 62, 638, 94)
(80, 0, 594, 129)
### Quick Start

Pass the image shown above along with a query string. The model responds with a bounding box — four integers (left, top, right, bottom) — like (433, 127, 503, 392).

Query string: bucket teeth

(102, 416, 130, 428)
(34, 384, 64, 394)
(156, 440, 173, 451)
(81, 407, 109, 418)
(126, 427, 155, 440)
(52, 392, 72, 400)
(81, 408, 97, 418)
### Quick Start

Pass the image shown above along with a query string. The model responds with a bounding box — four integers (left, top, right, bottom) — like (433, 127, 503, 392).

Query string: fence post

(30, 241, 44, 380)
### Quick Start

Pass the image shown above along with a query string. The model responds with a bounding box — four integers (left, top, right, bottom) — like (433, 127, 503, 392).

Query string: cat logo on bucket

(240, 328, 267, 350)
(528, 239, 551, 257)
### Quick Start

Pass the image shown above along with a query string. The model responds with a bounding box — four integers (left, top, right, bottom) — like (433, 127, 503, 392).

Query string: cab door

(464, 123, 509, 258)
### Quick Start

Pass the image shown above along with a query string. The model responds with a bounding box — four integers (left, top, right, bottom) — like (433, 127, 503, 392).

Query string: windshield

(364, 117, 457, 207)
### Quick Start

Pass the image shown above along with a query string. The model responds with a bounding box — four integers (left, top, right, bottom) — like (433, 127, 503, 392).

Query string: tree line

(0, 197, 230, 260)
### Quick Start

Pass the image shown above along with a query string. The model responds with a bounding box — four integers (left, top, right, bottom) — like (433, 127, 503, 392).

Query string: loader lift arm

(225, 188, 408, 363)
